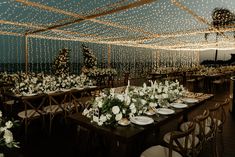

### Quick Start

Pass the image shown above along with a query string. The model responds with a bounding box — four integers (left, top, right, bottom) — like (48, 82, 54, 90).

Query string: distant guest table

(68, 93, 214, 157)
(2, 86, 101, 117)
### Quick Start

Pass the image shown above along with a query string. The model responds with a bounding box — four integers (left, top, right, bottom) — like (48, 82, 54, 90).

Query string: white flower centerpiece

(83, 88, 134, 127)
(83, 80, 185, 127)
(0, 111, 19, 149)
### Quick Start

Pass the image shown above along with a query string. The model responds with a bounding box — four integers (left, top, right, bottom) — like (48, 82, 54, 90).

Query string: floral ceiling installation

(0, 0, 235, 50)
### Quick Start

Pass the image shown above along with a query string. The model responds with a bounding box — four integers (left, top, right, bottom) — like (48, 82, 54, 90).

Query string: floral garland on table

(87, 68, 117, 78)
(0, 111, 19, 148)
(5, 72, 88, 95)
(83, 80, 185, 126)
(0, 72, 19, 85)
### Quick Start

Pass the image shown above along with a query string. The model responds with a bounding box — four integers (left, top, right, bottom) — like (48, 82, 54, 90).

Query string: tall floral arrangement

(81, 44, 117, 85)
(52, 48, 70, 76)
(81, 44, 97, 70)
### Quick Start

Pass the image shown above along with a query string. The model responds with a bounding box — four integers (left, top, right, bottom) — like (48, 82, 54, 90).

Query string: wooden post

(25, 35, 28, 74)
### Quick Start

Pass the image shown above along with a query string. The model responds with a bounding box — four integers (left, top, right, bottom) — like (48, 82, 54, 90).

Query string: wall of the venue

(0, 35, 199, 78)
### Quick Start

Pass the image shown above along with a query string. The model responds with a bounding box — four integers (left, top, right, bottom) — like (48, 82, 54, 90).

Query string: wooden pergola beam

(0, 30, 23, 36)
(0, 19, 102, 38)
(171, 0, 229, 40)
(16, 0, 157, 35)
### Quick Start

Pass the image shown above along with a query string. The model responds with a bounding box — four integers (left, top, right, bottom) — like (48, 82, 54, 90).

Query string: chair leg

(49, 114, 54, 135)
(212, 136, 218, 157)
(24, 119, 28, 141)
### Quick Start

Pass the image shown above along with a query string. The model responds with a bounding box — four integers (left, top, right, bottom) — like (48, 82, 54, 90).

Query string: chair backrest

(169, 122, 196, 157)
(209, 99, 228, 133)
(47, 91, 70, 113)
(194, 110, 213, 141)
(220, 98, 229, 123)
(69, 90, 86, 113)
(21, 94, 47, 118)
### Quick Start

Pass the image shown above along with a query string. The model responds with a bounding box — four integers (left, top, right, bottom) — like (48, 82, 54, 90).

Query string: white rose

(115, 113, 122, 121)
(129, 103, 135, 110)
(3, 129, 13, 144)
(93, 116, 99, 123)
(139, 91, 144, 96)
(97, 101, 103, 108)
(132, 98, 137, 102)
(149, 102, 158, 107)
(131, 107, 137, 114)
(122, 109, 126, 114)
(140, 99, 147, 105)
(100, 115, 107, 123)
(112, 106, 120, 115)
(116, 94, 124, 102)
(163, 87, 168, 93)
(157, 88, 162, 93)
(162, 93, 168, 99)
(97, 121, 103, 126)
(106, 114, 112, 120)
(82, 108, 92, 117)
(5, 121, 13, 129)
(0, 126, 6, 132)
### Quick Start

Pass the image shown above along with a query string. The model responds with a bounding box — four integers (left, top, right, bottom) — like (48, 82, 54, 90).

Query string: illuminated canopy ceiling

(1, 0, 235, 50)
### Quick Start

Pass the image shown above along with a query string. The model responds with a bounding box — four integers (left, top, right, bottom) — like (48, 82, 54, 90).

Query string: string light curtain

(0, 0, 234, 75)
(0, 0, 234, 49)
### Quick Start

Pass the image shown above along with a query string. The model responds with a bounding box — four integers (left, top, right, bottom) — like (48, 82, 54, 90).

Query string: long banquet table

(68, 93, 214, 157)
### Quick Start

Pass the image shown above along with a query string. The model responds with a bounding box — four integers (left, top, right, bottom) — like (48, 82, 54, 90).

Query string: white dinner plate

(182, 98, 199, 103)
(156, 108, 175, 115)
(23, 93, 37, 96)
(88, 85, 97, 88)
(170, 103, 188, 109)
(130, 116, 154, 125)
(75, 87, 84, 90)
(46, 91, 56, 94)
(60, 89, 70, 92)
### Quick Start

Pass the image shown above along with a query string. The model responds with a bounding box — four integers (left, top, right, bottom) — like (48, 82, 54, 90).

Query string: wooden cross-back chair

(141, 122, 196, 157)
(43, 91, 71, 134)
(69, 89, 86, 113)
(194, 109, 216, 157)
(178, 109, 213, 156)
(211, 98, 229, 133)
(1, 85, 17, 117)
(208, 98, 229, 157)
(17, 94, 47, 138)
